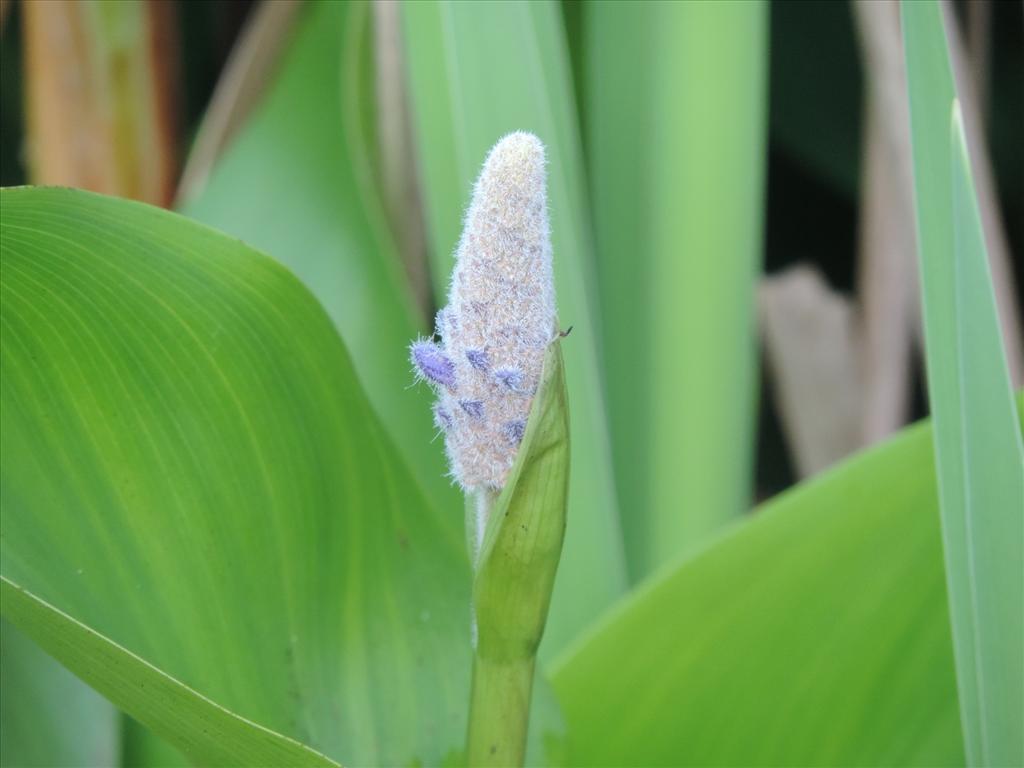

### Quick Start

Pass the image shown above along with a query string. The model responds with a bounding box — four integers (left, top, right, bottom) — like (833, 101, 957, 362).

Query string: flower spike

(409, 132, 556, 490)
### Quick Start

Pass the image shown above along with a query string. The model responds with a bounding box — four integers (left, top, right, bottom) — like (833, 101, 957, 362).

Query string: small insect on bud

(410, 339, 456, 390)
(503, 420, 527, 446)
(494, 368, 525, 393)
(459, 400, 485, 419)
(408, 132, 557, 490)
(466, 349, 490, 371)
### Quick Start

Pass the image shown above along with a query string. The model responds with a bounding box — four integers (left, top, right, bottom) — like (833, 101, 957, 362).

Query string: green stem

(466, 654, 535, 767)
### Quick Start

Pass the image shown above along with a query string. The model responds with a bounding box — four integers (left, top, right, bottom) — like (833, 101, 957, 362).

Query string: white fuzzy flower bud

(410, 132, 557, 490)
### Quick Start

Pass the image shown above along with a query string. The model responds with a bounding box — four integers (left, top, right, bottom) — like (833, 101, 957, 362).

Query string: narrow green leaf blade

(1, 187, 471, 767)
(903, 4, 1024, 763)
(583, 0, 768, 578)
(181, 1, 457, 512)
(551, 412, 981, 766)
(2, 581, 337, 768)
(952, 105, 1023, 764)
(400, 0, 627, 659)
(1, 620, 119, 768)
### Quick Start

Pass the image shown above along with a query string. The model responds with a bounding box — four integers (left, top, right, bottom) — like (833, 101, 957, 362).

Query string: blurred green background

(3, 0, 1018, 497)
(0, 1, 1021, 765)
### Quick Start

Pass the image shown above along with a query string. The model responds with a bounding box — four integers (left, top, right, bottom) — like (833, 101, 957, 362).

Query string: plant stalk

(462, 345, 569, 767)
(466, 654, 535, 767)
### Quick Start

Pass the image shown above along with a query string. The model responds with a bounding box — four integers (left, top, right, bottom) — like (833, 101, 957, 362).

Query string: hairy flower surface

(410, 131, 556, 490)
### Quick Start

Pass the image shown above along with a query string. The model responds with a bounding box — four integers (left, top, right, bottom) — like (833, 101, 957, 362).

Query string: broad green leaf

(1, 620, 119, 768)
(583, 1, 767, 579)
(181, 0, 457, 513)
(400, 0, 627, 660)
(903, 4, 1024, 764)
(2, 581, 335, 767)
(0, 187, 471, 767)
(550, 410, 987, 766)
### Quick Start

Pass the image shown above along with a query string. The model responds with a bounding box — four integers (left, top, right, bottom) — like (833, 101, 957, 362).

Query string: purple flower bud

(503, 419, 526, 445)
(466, 349, 490, 371)
(433, 403, 452, 431)
(494, 367, 525, 392)
(410, 339, 456, 389)
(460, 400, 484, 419)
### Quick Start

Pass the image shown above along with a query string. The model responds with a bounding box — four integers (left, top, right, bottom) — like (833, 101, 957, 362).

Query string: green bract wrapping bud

(411, 131, 557, 492)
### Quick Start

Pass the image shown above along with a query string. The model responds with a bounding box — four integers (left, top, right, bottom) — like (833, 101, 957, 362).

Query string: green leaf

(551, 412, 979, 766)
(948, 104, 1024, 767)
(1, 620, 119, 768)
(0, 187, 471, 767)
(1, 617, 186, 768)
(903, 4, 1024, 764)
(400, 0, 627, 660)
(582, 0, 768, 579)
(2, 581, 336, 768)
(181, 0, 457, 513)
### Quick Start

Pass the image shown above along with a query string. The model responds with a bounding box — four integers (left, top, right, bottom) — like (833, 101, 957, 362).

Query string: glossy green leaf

(400, 0, 627, 660)
(583, 0, 767, 579)
(0, 187, 472, 766)
(550, 409, 989, 766)
(181, 0, 457, 512)
(903, 4, 1024, 764)
(1, 620, 119, 768)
